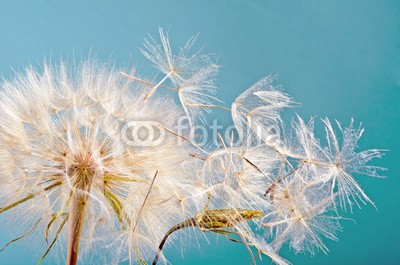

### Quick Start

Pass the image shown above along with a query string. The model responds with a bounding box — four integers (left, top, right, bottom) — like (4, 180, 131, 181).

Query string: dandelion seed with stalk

(0, 29, 384, 265)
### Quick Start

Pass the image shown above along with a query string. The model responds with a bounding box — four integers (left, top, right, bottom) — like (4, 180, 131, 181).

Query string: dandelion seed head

(0, 60, 204, 264)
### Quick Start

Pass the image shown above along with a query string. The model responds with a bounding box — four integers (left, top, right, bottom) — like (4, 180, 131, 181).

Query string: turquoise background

(0, 1, 399, 264)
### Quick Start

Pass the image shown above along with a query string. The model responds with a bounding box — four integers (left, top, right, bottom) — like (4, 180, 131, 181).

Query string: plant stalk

(66, 171, 93, 265)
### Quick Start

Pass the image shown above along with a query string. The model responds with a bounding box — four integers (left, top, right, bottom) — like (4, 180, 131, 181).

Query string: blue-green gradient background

(0, 1, 399, 264)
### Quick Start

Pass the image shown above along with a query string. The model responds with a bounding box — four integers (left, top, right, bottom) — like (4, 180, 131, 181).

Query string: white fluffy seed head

(0, 60, 206, 264)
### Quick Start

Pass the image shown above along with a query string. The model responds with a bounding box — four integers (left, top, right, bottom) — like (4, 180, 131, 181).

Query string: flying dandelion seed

(141, 28, 220, 126)
(0, 29, 384, 265)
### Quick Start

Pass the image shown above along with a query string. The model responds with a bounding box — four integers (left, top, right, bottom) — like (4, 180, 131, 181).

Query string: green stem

(0, 181, 61, 214)
(152, 218, 197, 265)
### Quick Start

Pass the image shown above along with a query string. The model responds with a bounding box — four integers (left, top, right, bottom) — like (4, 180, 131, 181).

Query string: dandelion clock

(0, 29, 384, 265)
